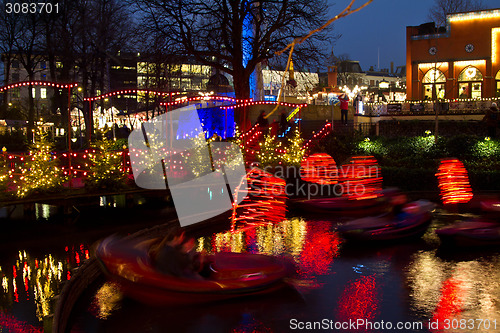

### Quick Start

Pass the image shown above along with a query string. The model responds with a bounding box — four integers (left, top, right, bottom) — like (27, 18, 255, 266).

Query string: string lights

(220, 101, 307, 110)
(84, 137, 128, 190)
(0, 80, 78, 92)
(13, 129, 67, 198)
(300, 153, 338, 185)
(230, 168, 287, 232)
(436, 158, 473, 205)
(84, 89, 183, 102)
(339, 156, 383, 200)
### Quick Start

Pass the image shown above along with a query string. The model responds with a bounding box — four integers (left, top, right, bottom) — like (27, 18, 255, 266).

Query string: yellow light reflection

(93, 282, 122, 319)
(407, 251, 500, 321)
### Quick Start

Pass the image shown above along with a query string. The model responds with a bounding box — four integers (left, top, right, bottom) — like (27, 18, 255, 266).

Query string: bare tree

(0, 5, 22, 113)
(45, 0, 134, 143)
(428, 0, 486, 27)
(335, 54, 364, 88)
(133, 0, 334, 102)
(12, 2, 46, 142)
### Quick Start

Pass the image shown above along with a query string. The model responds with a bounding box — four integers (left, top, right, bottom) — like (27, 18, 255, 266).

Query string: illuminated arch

(458, 66, 483, 99)
(422, 68, 446, 83)
(458, 66, 483, 81)
(496, 70, 500, 97)
(422, 68, 446, 99)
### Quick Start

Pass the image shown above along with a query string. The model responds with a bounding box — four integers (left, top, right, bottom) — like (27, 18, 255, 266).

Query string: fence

(364, 99, 499, 116)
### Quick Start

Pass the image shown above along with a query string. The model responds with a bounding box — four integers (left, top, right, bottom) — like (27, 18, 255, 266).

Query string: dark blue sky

(329, 0, 500, 72)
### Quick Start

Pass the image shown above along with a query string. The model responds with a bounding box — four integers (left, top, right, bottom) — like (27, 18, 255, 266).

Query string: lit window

(41, 88, 47, 99)
(32, 88, 36, 98)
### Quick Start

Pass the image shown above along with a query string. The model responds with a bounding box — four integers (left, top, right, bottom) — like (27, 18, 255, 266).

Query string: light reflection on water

(0, 244, 90, 331)
(2, 212, 500, 332)
(407, 251, 500, 331)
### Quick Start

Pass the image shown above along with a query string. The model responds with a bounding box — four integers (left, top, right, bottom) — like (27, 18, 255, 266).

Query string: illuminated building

(406, 8, 500, 100)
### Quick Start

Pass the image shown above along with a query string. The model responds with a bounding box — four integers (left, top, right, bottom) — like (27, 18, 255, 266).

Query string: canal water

(1, 206, 500, 332)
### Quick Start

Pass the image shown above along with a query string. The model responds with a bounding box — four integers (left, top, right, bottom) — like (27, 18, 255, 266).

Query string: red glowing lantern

(436, 158, 473, 205)
(339, 156, 383, 200)
(230, 168, 287, 232)
(300, 153, 338, 185)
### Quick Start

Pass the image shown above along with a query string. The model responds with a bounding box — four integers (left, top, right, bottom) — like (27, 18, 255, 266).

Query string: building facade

(406, 8, 500, 100)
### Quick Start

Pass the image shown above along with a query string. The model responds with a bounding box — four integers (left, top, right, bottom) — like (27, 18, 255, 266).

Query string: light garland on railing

(0, 80, 78, 92)
(303, 122, 332, 153)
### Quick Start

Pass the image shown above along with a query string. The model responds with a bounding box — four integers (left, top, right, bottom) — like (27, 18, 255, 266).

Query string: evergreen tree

(284, 127, 305, 166)
(257, 133, 283, 167)
(85, 137, 127, 190)
(15, 130, 66, 198)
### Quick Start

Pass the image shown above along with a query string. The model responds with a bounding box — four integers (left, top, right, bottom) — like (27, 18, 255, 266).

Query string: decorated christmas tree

(85, 137, 127, 190)
(257, 133, 283, 166)
(283, 127, 305, 166)
(15, 130, 66, 198)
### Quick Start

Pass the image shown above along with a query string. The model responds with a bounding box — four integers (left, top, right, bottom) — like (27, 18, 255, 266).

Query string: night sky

(329, 0, 500, 72)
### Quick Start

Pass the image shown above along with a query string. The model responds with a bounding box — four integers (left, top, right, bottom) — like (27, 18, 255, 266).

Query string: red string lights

(161, 96, 249, 107)
(220, 101, 308, 110)
(300, 153, 338, 185)
(0, 80, 78, 92)
(84, 89, 183, 102)
(436, 158, 473, 205)
(339, 156, 383, 200)
(230, 168, 287, 232)
(303, 122, 332, 154)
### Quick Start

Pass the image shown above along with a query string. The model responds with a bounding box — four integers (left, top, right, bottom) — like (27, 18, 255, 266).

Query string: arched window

(458, 66, 483, 99)
(495, 70, 500, 97)
(422, 68, 446, 100)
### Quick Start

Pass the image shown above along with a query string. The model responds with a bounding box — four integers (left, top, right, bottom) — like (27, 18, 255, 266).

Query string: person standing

(339, 93, 349, 125)
(257, 110, 269, 129)
(483, 102, 499, 138)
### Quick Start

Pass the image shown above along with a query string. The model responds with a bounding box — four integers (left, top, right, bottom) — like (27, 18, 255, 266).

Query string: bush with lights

(85, 136, 128, 191)
(14, 130, 67, 198)
(0, 149, 10, 196)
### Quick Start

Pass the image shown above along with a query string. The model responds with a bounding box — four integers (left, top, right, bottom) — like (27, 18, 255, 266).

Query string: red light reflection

(0, 312, 43, 333)
(297, 222, 341, 277)
(336, 275, 379, 325)
(431, 277, 464, 330)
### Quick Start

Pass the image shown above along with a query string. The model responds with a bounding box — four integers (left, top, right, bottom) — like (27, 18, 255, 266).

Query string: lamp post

(67, 85, 73, 188)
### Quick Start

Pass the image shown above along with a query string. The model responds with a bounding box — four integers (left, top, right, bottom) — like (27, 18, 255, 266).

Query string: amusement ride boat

(336, 200, 435, 242)
(96, 235, 293, 305)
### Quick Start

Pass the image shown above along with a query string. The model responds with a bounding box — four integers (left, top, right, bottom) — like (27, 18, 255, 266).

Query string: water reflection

(0, 244, 90, 330)
(198, 218, 342, 279)
(3, 211, 500, 332)
(336, 275, 379, 327)
(406, 251, 500, 331)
